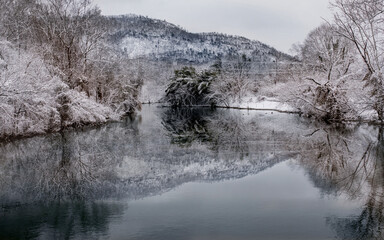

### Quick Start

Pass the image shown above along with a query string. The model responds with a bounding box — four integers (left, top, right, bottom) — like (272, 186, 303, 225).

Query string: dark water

(1, 105, 383, 240)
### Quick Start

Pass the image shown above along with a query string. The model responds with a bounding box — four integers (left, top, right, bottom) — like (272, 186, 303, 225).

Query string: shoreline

(1, 102, 383, 143)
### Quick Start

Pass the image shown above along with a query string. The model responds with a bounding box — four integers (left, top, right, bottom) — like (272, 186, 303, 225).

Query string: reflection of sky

(93, 0, 332, 53)
(109, 160, 363, 240)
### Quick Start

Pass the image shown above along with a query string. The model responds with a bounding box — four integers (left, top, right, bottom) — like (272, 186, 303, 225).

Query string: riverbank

(216, 96, 301, 114)
(2, 97, 383, 143)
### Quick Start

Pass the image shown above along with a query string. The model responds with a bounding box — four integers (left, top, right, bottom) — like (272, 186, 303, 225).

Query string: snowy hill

(105, 15, 293, 64)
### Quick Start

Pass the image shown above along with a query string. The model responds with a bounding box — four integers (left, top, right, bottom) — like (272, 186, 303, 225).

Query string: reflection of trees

(1, 107, 307, 204)
(0, 202, 125, 240)
(207, 111, 253, 160)
(327, 189, 384, 240)
(2, 107, 303, 204)
(298, 125, 357, 195)
(0, 125, 134, 202)
(161, 108, 258, 156)
(207, 111, 308, 161)
(161, 108, 252, 159)
(1, 107, 312, 239)
(161, 107, 214, 147)
(161, 107, 305, 162)
(6, 106, 384, 239)
(0, 121, 138, 240)
(298, 125, 384, 239)
(329, 129, 384, 240)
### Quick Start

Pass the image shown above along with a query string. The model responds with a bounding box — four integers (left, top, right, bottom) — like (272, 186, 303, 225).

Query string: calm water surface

(0, 105, 383, 240)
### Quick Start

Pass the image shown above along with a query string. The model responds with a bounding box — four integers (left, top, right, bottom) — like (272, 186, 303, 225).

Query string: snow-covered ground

(217, 96, 299, 113)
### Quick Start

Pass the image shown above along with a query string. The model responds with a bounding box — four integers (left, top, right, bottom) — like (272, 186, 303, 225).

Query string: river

(0, 105, 383, 240)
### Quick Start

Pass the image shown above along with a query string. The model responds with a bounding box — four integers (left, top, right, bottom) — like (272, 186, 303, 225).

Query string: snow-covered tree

(290, 24, 358, 122)
(208, 55, 258, 105)
(332, 0, 384, 120)
(0, 0, 144, 138)
(30, 0, 103, 89)
(301, 24, 355, 82)
(0, 0, 36, 51)
(0, 40, 118, 139)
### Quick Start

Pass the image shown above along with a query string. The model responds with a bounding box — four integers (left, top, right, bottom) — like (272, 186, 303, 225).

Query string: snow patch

(218, 96, 299, 112)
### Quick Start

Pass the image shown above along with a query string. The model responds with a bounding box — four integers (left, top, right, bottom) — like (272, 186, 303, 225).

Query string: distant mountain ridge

(105, 14, 293, 64)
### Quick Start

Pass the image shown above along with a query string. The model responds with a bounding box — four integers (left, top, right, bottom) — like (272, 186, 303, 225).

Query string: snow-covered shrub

(293, 81, 354, 122)
(361, 71, 384, 121)
(56, 89, 118, 128)
(0, 40, 118, 139)
(163, 66, 218, 107)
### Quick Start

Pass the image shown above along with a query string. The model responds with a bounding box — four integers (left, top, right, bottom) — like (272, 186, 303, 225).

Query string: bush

(164, 67, 218, 107)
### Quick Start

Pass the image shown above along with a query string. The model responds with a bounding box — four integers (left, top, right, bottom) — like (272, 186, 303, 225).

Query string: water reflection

(161, 107, 302, 161)
(0, 105, 384, 239)
(0, 202, 125, 240)
(318, 128, 384, 240)
(161, 108, 214, 146)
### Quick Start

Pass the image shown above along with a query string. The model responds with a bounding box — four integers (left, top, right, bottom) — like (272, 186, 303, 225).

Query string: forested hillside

(105, 14, 293, 64)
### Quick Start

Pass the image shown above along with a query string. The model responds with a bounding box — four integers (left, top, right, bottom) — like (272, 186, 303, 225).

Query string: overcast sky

(93, 0, 332, 53)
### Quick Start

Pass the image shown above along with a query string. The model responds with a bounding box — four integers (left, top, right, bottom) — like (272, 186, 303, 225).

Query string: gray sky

(94, 0, 332, 53)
